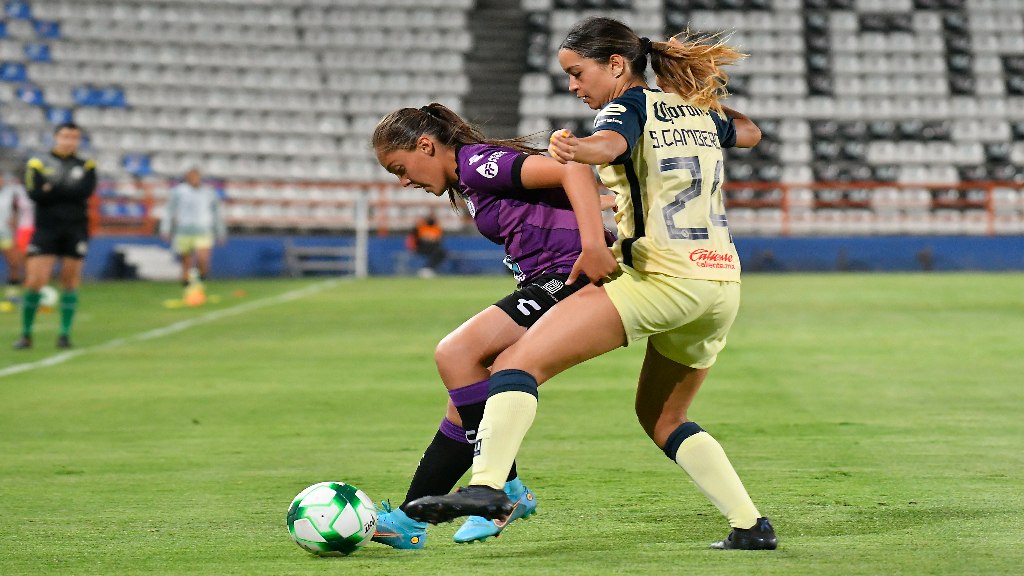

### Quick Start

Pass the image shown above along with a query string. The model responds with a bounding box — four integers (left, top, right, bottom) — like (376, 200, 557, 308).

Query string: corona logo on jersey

(652, 101, 706, 124)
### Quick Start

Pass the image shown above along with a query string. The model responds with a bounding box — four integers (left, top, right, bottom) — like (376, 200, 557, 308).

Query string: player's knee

(638, 410, 691, 451)
(434, 333, 482, 374)
(634, 406, 657, 441)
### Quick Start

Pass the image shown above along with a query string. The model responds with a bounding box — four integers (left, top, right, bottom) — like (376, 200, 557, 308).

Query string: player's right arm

(159, 185, 178, 239)
(548, 129, 628, 166)
(24, 158, 50, 202)
(549, 89, 645, 166)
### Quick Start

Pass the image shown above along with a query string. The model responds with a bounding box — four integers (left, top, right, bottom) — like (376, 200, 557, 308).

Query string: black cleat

(56, 334, 72, 349)
(13, 335, 31, 350)
(710, 517, 778, 550)
(405, 485, 514, 525)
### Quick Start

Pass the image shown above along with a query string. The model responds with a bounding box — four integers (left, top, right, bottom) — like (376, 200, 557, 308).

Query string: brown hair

(559, 17, 745, 115)
(372, 103, 542, 207)
(651, 32, 745, 115)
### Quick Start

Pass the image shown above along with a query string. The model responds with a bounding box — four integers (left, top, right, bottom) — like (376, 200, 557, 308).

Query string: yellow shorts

(172, 234, 214, 255)
(0, 232, 12, 250)
(603, 265, 740, 369)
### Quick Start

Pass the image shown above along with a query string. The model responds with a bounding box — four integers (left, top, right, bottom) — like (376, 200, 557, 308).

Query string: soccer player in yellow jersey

(407, 17, 777, 550)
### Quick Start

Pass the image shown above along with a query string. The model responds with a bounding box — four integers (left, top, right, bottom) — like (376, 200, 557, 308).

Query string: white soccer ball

(39, 285, 59, 309)
(286, 481, 377, 556)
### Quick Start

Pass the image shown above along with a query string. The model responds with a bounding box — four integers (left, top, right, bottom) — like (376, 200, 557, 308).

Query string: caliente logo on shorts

(689, 248, 736, 269)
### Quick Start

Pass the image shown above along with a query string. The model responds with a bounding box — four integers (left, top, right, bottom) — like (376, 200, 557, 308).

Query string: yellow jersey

(594, 87, 740, 282)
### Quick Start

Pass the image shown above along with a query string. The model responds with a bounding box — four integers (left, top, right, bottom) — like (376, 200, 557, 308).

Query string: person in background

(406, 210, 447, 277)
(15, 122, 97, 349)
(159, 167, 226, 304)
(0, 173, 30, 309)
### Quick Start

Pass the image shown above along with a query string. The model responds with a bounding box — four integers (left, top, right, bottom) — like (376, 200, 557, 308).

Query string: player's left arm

(519, 156, 618, 284)
(718, 106, 761, 149)
(212, 190, 228, 243)
(599, 193, 617, 212)
(3, 190, 14, 231)
(159, 186, 178, 239)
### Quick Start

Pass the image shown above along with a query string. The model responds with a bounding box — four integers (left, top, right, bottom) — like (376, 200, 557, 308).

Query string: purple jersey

(456, 143, 584, 283)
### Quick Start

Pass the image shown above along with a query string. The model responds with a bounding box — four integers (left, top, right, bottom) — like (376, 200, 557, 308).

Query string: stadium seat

(0, 0, 1017, 236)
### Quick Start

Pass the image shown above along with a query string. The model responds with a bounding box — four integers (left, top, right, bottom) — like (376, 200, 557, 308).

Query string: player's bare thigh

(491, 283, 626, 384)
(436, 305, 526, 389)
(24, 254, 56, 289)
(58, 257, 84, 290)
(1, 246, 18, 270)
(194, 247, 213, 273)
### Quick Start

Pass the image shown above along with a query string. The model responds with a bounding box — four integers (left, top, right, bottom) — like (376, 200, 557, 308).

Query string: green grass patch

(1, 274, 1022, 575)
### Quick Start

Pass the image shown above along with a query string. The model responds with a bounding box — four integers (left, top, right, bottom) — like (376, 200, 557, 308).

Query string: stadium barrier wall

(4, 180, 1019, 279)
(4, 233, 1010, 281)
(89, 180, 1024, 238)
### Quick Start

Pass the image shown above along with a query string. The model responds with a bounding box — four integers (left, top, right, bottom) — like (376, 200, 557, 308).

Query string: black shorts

(27, 224, 89, 259)
(494, 272, 590, 328)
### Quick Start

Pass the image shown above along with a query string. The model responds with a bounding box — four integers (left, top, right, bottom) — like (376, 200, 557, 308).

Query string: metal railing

(90, 179, 1024, 237)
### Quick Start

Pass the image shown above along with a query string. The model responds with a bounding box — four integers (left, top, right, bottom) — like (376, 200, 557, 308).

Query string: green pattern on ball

(286, 482, 376, 557)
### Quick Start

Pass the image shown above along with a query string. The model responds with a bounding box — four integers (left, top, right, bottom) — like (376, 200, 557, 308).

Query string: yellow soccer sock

(671, 424, 761, 529)
(469, 370, 539, 489)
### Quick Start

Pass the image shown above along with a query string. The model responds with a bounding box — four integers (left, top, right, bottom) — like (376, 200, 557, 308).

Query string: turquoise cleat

(372, 500, 428, 549)
(452, 478, 537, 543)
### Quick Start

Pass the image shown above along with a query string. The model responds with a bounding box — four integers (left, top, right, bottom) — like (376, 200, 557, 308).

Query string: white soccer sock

(674, 431, 760, 529)
(469, 391, 537, 490)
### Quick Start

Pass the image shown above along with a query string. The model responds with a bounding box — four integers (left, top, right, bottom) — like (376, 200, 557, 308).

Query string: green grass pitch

(1, 273, 1022, 575)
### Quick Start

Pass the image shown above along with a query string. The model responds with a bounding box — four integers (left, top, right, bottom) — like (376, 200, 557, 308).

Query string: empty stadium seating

(0, 0, 1020, 235)
(518, 0, 1024, 235)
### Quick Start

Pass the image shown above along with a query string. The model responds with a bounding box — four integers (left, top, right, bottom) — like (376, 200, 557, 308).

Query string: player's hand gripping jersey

(594, 87, 740, 282)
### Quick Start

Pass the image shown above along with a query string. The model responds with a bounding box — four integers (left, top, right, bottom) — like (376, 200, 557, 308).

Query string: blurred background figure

(159, 167, 226, 304)
(16, 122, 97, 350)
(406, 210, 447, 278)
(0, 172, 30, 310)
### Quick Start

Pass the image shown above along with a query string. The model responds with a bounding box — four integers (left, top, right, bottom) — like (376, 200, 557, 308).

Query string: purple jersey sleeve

(457, 143, 586, 283)
(458, 145, 523, 195)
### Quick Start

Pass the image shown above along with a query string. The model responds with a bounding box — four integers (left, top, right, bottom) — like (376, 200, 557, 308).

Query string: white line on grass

(0, 279, 342, 379)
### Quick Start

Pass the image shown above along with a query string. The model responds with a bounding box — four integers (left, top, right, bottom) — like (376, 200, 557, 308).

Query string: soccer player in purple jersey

(406, 18, 777, 551)
(369, 102, 618, 549)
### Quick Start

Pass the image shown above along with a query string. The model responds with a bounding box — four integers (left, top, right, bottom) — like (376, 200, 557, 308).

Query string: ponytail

(650, 32, 746, 115)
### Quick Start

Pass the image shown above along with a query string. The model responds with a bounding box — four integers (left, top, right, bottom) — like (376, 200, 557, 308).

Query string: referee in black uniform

(15, 122, 97, 350)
